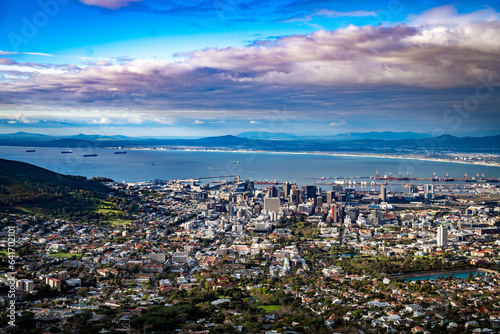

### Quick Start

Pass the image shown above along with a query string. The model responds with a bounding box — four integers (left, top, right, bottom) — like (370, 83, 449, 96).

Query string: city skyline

(1, 0, 500, 137)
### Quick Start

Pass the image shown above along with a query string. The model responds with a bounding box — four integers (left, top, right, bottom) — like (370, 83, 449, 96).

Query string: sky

(1, 0, 500, 137)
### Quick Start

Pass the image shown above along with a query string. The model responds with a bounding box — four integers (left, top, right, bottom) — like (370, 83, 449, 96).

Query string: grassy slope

(0, 158, 112, 219)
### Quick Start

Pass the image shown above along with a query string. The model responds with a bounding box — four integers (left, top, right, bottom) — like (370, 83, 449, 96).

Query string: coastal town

(1, 175, 500, 334)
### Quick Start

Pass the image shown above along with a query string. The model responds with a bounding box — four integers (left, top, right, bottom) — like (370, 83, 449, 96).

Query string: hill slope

(0, 158, 113, 219)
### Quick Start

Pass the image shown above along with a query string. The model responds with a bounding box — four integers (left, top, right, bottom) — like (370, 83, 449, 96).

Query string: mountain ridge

(0, 132, 498, 153)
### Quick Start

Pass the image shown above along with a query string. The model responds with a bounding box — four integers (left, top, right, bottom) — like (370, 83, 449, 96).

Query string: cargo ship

(443, 173, 454, 182)
(61, 150, 73, 154)
(83, 153, 98, 157)
(25, 149, 36, 152)
(114, 151, 127, 154)
(374, 169, 410, 181)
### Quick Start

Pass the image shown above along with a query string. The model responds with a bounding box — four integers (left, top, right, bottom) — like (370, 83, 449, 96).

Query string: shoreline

(125, 146, 500, 168)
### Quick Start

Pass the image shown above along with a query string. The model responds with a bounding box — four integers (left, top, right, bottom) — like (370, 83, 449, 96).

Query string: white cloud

(2, 5, 500, 119)
(77, 0, 142, 10)
(249, 120, 261, 124)
(0, 51, 53, 57)
(329, 120, 347, 126)
(91, 117, 111, 124)
(408, 5, 500, 26)
(7, 114, 39, 124)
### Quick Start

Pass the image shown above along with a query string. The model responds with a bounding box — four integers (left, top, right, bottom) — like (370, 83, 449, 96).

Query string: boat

(443, 173, 454, 181)
(25, 149, 36, 152)
(61, 150, 73, 154)
(114, 151, 127, 154)
(232, 161, 239, 164)
(83, 153, 98, 157)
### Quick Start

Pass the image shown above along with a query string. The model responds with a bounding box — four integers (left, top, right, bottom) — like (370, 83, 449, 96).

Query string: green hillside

(0, 158, 118, 221)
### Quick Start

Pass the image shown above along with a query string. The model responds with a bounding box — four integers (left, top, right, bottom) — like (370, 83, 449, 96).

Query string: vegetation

(50, 253, 83, 259)
(258, 305, 282, 312)
(0, 158, 134, 222)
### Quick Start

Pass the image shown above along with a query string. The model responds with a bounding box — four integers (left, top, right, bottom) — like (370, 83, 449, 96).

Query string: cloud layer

(1, 6, 500, 129)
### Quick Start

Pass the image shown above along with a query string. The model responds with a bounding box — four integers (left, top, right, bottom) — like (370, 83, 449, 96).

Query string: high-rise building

(291, 188, 300, 204)
(326, 191, 334, 205)
(264, 197, 280, 212)
(302, 185, 317, 199)
(283, 182, 292, 197)
(316, 196, 323, 207)
(331, 204, 337, 223)
(58, 271, 68, 281)
(379, 186, 387, 201)
(16, 279, 34, 293)
(437, 226, 448, 247)
(425, 184, 435, 199)
(47, 278, 62, 291)
(345, 189, 354, 204)
(267, 186, 278, 198)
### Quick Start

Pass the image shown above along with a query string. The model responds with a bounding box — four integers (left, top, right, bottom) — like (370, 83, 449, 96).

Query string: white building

(437, 226, 448, 247)
(16, 279, 34, 293)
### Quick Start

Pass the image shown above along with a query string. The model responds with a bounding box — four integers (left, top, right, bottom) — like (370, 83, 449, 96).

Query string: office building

(267, 186, 278, 198)
(302, 185, 317, 199)
(437, 226, 448, 247)
(379, 186, 387, 201)
(283, 182, 292, 197)
(16, 279, 34, 293)
(425, 184, 435, 200)
(264, 197, 280, 212)
(326, 191, 334, 205)
(316, 196, 323, 207)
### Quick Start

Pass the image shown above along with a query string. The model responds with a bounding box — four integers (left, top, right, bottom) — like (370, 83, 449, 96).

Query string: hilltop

(0, 158, 118, 221)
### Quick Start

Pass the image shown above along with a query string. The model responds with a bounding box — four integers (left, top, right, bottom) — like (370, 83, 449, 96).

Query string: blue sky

(1, 0, 500, 137)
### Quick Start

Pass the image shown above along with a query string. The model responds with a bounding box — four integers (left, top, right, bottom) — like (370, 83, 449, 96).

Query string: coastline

(125, 146, 500, 168)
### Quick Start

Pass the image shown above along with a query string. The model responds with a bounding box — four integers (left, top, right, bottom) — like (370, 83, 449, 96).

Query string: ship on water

(83, 153, 98, 157)
(25, 149, 36, 152)
(443, 173, 454, 181)
(61, 150, 73, 154)
(114, 151, 127, 154)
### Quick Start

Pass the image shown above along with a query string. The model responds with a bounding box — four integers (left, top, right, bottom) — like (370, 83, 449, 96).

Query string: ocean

(1, 146, 499, 186)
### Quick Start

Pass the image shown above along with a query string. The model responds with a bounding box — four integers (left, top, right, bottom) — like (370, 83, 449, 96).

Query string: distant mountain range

(237, 131, 433, 140)
(0, 132, 499, 153)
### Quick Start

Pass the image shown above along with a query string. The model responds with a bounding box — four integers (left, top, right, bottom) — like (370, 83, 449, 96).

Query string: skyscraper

(267, 186, 278, 198)
(379, 186, 387, 201)
(327, 191, 336, 205)
(302, 185, 317, 199)
(437, 226, 448, 247)
(425, 184, 435, 200)
(291, 188, 300, 204)
(316, 196, 323, 207)
(283, 182, 292, 197)
(331, 204, 337, 223)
